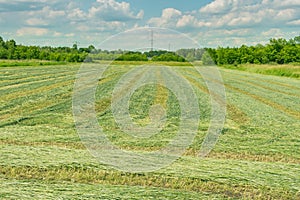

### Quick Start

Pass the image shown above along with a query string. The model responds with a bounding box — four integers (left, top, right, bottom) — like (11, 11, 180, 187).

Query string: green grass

(0, 63, 299, 199)
(0, 59, 71, 67)
(222, 64, 300, 78)
(0, 178, 225, 200)
(110, 60, 193, 66)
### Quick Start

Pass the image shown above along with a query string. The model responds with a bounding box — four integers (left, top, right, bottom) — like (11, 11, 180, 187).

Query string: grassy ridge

(0, 63, 299, 199)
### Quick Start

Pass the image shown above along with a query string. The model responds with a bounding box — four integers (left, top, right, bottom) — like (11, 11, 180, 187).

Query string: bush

(116, 52, 148, 61)
(152, 53, 186, 62)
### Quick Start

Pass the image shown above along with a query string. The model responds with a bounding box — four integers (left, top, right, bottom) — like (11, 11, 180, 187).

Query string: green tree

(202, 51, 215, 65)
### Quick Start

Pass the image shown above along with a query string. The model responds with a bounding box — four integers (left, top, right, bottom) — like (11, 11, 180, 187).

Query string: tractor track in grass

(1, 78, 74, 103)
(95, 66, 149, 115)
(0, 78, 73, 112)
(221, 69, 300, 90)
(0, 70, 75, 90)
(182, 67, 300, 119)
(0, 89, 73, 126)
(222, 72, 300, 98)
(0, 73, 75, 97)
(178, 68, 251, 125)
(223, 78, 300, 114)
(0, 85, 73, 116)
(224, 83, 300, 120)
(0, 68, 77, 82)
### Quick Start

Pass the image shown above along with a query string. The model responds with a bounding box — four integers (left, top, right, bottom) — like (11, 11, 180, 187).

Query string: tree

(6, 39, 16, 59)
(0, 36, 5, 48)
(293, 36, 300, 44)
(72, 43, 78, 50)
(116, 52, 148, 61)
(152, 52, 186, 62)
(202, 51, 215, 65)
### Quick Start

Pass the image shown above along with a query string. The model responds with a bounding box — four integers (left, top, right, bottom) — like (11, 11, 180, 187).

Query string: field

(0, 62, 299, 199)
(223, 64, 300, 78)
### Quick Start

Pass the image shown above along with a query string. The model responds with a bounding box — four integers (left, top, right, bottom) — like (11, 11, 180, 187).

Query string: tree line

(178, 36, 300, 65)
(0, 35, 299, 64)
(0, 37, 94, 62)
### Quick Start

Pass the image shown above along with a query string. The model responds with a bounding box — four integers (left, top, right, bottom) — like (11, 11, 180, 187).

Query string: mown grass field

(0, 62, 299, 199)
(223, 63, 300, 78)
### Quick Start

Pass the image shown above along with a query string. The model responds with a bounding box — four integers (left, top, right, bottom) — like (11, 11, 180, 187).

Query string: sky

(0, 0, 299, 49)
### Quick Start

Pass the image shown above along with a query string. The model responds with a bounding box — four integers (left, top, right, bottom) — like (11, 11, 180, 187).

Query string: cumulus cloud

(146, 0, 299, 47)
(68, 0, 143, 33)
(150, 0, 300, 30)
(7, 0, 144, 38)
(88, 0, 144, 21)
(273, 0, 300, 7)
(65, 33, 75, 37)
(262, 28, 283, 37)
(0, 0, 61, 12)
(16, 27, 48, 36)
(67, 8, 87, 22)
(1, 0, 299, 47)
(199, 0, 237, 14)
(288, 19, 300, 25)
(148, 8, 182, 27)
(176, 15, 199, 28)
(53, 31, 62, 37)
(26, 18, 48, 26)
(275, 9, 297, 21)
(28, 6, 65, 18)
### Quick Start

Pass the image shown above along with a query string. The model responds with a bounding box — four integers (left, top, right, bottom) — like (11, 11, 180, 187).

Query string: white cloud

(137, 10, 144, 19)
(67, 8, 86, 20)
(149, 0, 297, 30)
(16, 27, 48, 36)
(4, 0, 142, 42)
(53, 31, 62, 37)
(1, 0, 299, 48)
(0, 0, 55, 3)
(287, 19, 300, 25)
(28, 6, 65, 18)
(75, 25, 90, 32)
(25, 6, 66, 28)
(26, 18, 48, 26)
(88, 0, 143, 21)
(94, 21, 126, 31)
(65, 33, 75, 37)
(227, 12, 262, 26)
(161, 8, 182, 19)
(275, 9, 297, 21)
(148, 8, 182, 27)
(262, 28, 284, 37)
(200, 0, 300, 29)
(273, 0, 300, 7)
(200, 0, 236, 14)
(176, 15, 199, 28)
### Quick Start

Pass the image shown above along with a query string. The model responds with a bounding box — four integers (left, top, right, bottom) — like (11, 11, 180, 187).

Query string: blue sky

(0, 0, 299, 49)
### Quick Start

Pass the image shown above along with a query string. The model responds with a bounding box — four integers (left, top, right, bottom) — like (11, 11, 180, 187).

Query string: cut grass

(0, 156, 299, 199)
(0, 63, 299, 199)
(0, 60, 69, 67)
(0, 178, 225, 200)
(111, 60, 193, 66)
